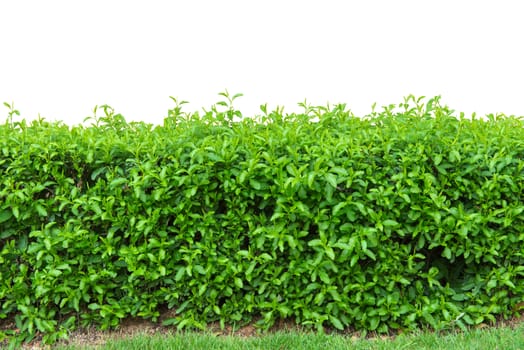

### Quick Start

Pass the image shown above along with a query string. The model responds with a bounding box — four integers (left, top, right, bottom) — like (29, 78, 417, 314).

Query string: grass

(48, 321, 524, 350)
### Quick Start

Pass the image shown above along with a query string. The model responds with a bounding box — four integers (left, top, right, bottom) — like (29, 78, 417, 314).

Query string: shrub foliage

(1, 94, 523, 345)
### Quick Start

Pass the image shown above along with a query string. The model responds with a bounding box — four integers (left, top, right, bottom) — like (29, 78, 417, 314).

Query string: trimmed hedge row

(1, 95, 523, 345)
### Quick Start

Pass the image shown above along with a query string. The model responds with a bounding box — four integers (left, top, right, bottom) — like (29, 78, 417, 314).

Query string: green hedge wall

(1, 95, 523, 345)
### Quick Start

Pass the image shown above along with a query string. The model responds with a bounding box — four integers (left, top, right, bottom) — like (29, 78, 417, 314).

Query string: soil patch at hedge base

(4, 311, 523, 350)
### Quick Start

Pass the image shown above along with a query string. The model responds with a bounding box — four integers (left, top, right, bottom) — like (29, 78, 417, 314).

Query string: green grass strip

(55, 323, 524, 350)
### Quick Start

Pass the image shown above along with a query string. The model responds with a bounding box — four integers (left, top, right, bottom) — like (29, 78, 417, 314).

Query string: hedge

(1, 94, 523, 345)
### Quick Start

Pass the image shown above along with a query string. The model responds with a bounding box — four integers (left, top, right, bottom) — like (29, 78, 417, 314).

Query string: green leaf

(325, 246, 335, 260)
(329, 315, 344, 330)
(249, 179, 262, 190)
(330, 167, 348, 176)
(213, 305, 221, 315)
(234, 277, 244, 289)
(332, 202, 347, 216)
(382, 219, 398, 227)
(44, 238, 52, 250)
(369, 317, 380, 330)
(193, 265, 206, 275)
(314, 292, 325, 305)
(364, 249, 376, 260)
(486, 280, 497, 291)
(0, 209, 12, 223)
(17, 234, 28, 251)
(109, 177, 127, 188)
(239, 171, 248, 184)
(198, 284, 207, 296)
(12, 206, 19, 219)
(318, 270, 331, 284)
(277, 305, 291, 316)
(308, 239, 323, 247)
(91, 167, 106, 180)
(324, 173, 337, 188)
(307, 172, 316, 188)
(162, 317, 178, 326)
(442, 247, 452, 259)
(88, 303, 100, 310)
(449, 150, 461, 163)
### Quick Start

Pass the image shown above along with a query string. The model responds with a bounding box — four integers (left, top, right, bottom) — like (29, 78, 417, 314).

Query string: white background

(1, 0, 523, 125)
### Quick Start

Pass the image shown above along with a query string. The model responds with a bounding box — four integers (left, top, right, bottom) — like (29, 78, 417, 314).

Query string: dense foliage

(1, 94, 523, 345)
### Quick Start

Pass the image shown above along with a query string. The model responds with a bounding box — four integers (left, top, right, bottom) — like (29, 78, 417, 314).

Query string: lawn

(16, 315, 521, 349)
